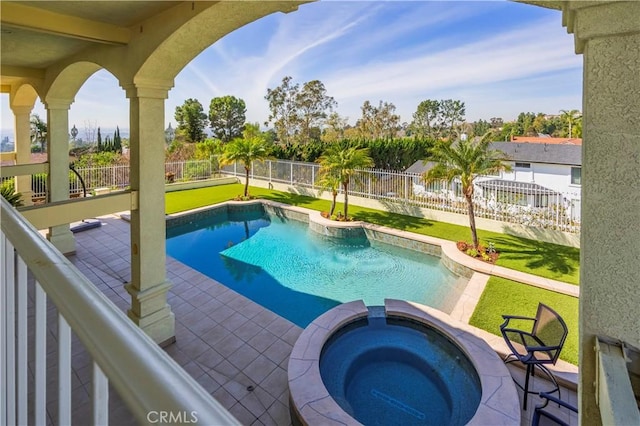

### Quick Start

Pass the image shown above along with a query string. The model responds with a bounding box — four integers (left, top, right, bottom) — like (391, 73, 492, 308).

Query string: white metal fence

(221, 159, 581, 233)
(28, 160, 212, 199)
(1, 197, 238, 425)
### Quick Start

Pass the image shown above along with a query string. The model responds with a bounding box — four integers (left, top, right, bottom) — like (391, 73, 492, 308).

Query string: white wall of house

(499, 162, 581, 196)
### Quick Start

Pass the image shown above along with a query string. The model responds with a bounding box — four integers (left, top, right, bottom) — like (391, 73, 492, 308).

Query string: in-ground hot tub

(288, 299, 520, 425)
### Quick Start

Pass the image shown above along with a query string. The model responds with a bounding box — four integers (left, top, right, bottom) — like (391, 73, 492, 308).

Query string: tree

(175, 98, 208, 142)
(30, 114, 47, 153)
(423, 136, 511, 248)
(296, 80, 336, 144)
(209, 96, 246, 142)
(265, 76, 300, 145)
(439, 99, 466, 140)
(322, 112, 348, 143)
(219, 131, 271, 197)
(410, 99, 440, 139)
(97, 127, 103, 151)
(560, 109, 582, 138)
(265, 76, 337, 145)
(316, 170, 342, 217)
(357, 100, 400, 139)
(317, 145, 374, 219)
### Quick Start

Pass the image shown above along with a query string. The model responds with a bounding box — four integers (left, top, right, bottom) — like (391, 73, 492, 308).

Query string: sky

(0, 0, 582, 138)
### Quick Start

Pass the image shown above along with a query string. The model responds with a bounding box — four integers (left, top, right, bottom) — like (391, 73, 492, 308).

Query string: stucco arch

(44, 61, 107, 106)
(133, 1, 303, 85)
(10, 82, 40, 109)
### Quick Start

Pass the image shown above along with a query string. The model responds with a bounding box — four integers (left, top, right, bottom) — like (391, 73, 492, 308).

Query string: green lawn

(469, 277, 579, 365)
(165, 183, 580, 285)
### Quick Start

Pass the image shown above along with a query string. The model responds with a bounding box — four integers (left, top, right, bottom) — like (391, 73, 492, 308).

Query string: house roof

(476, 179, 560, 195)
(511, 136, 582, 145)
(491, 141, 582, 166)
(406, 141, 582, 174)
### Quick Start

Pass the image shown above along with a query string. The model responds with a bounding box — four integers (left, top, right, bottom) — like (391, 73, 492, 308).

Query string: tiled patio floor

(40, 214, 576, 425)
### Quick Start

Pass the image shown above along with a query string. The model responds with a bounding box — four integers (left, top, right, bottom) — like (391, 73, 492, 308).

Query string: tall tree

(265, 76, 300, 145)
(175, 98, 208, 142)
(97, 127, 103, 151)
(439, 99, 466, 140)
(322, 112, 348, 142)
(219, 130, 271, 197)
(410, 99, 440, 139)
(30, 114, 47, 153)
(423, 136, 511, 248)
(357, 100, 400, 139)
(317, 145, 374, 219)
(296, 80, 337, 144)
(209, 95, 246, 142)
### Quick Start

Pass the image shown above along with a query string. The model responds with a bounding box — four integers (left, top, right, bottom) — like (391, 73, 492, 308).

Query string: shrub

(456, 241, 468, 251)
(1, 179, 23, 207)
(466, 247, 479, 257)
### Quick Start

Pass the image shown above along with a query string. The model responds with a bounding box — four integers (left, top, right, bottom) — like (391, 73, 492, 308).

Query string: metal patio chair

(500, 303, 569, 410)
(532, 392, 578, 426)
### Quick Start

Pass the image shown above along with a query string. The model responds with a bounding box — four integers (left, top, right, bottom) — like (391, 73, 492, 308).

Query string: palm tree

(317, 145, 374, 219)
(423, 136, 511, 249)
(30, 114, 47, 153)
(220, 135, 270, 197)
(560, 109, 581, 138)
(316, 170, 342, 217)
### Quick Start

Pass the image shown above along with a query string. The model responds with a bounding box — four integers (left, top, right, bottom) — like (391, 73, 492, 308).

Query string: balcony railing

(0, 197, 238, 425)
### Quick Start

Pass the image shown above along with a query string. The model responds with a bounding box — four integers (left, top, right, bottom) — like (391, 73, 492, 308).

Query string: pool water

(319, 315, 482, 426)
(166, 208, 466, 327)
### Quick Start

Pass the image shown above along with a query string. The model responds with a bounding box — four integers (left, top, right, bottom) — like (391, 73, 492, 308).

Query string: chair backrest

(532, 303, 569, 364)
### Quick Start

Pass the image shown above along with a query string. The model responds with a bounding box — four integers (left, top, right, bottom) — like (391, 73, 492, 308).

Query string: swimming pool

(166, 205, 467, 327)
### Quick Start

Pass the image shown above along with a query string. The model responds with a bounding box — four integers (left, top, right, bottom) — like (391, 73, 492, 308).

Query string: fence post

(311, 165, 315, 189)
(290, 162, 293, 185)
(269, 161, 272, 183)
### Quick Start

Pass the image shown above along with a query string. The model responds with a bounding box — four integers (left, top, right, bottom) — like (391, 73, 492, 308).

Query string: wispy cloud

(2, 1, 582, 134)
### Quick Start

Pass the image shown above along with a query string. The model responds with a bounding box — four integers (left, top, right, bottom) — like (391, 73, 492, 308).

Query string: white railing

(221, 159, 581, 233)
(0, 197, 238, 425)
(26, 160, 212, 200)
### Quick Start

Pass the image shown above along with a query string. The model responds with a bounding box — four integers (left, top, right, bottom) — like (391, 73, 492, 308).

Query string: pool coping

(160, 199, 579, 386)
(287, 299, 522, 425)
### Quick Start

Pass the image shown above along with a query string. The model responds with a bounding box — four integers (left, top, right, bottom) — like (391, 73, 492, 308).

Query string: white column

(11, 105, 34, 206)
(124, 80, 175, 345)
(45, 99, 75, 254)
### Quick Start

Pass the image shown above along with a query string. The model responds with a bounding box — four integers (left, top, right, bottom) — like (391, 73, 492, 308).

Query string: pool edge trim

(287, 299, 522, 426)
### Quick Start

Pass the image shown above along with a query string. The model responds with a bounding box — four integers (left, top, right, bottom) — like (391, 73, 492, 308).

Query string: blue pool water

(166, 208, 466, 327)
(319, 315, 481, 425)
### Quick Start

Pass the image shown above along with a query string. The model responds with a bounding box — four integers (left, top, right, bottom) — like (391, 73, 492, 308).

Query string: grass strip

(469, 276, 578, 365)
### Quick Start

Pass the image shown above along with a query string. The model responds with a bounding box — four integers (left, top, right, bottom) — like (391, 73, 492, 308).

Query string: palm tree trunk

(343, 182, 349, 219)
(244, 167, 250, 197)
(330, 190, 337, 216)
(465, 194, 479, 248)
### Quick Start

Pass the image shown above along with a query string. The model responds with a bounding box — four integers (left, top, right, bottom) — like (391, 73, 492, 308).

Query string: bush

(456, 241, 468, 251)
(1, 179, 23, 207)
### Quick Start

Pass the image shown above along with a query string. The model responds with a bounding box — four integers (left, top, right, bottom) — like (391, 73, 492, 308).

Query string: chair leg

(523, 363, 532, 411)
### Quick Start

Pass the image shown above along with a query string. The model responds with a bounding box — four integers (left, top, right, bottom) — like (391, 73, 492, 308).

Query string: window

(571, 167, 581, 185)
(515, 162, 531, 169)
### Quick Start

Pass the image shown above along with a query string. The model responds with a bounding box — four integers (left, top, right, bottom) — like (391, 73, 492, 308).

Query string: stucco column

(45, 99, 76, 254)
(11, 105, 34, 206)
(562, 2, 640, 424)
(124, 80, 175, 345)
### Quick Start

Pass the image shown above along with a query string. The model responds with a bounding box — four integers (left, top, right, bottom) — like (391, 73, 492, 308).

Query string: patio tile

(216, 333, 246, 358)
(260, 367, 289, 401)
(201, 324, 234, 346)
(229, 402, 258, 426)
(233, 320, 263, 341)
(212, 387, 238, 409)
(212, 359, 241, 383)
(228, 344, 261, 371)
(264, 317, 293, 337)
(266, 400, 292, 426)
(247, 329, 279, 353)
(239, 390, 270, 418)
(219, 311, 250, 333)
(195, 371, 222, 394)
(195, 347, 226, 370)
(243, 355, 278, 385)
